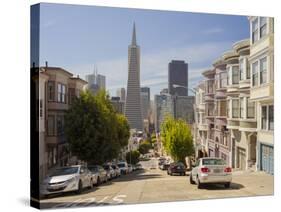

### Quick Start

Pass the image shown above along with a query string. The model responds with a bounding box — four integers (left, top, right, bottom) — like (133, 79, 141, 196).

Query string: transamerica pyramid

(125, 23, 143, 131)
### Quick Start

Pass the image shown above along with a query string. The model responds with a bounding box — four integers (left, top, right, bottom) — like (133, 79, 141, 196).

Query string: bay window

(252, 18, 259, 43)
(232, 99, 239, 118)
(252, 61, 258, 86)
(269, 105, 274, 130)
(260, 57, 267, 84)
(261, 106, 267, 130)
(47, 81, 55, 101)
(260, 17, 267, 38)
(232, 66, 239, 84)
(240, 98, 244, 119)
(246, 97, 255, 118)
(239, 58, 244, 81)
(58, 83, 66, 103)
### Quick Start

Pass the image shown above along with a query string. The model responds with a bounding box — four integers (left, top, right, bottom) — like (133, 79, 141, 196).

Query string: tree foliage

(138, 141, 152, 155)
(65, 90, 130, 165)
(160, 116, 194, 163)
(126, 150, 140, 165)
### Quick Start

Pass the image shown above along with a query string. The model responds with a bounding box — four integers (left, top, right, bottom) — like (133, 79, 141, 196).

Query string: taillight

(201, 167, 210, 173)
(224, 167, 232, 172)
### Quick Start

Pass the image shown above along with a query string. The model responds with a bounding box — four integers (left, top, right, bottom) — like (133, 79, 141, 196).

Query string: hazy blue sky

(39, 3, 249, 98)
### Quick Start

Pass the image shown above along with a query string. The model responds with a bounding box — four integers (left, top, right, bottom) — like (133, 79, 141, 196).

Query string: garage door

(261, 144, 274, 175)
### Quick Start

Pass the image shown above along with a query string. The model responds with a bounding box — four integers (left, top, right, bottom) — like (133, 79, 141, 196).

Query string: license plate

(213, 169, 221, 173)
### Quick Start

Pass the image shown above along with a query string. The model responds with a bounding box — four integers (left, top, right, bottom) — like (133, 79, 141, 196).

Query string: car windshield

(88, 166, 99, 172)
(50, 167, 79, 177)
(118, 163, 125, 168)
(103, 165, 110, 170)
(202, 159, 226, 165)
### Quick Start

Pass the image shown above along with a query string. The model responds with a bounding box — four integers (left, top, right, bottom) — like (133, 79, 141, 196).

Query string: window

(247, 97, 255, 118)
(227, 67, 230, 85)
(261, 106, 267, 130)
(232, 66, 239, 84)
(269, 105, 274, 130)
(239, 58, 244, 81)
(260, 57, 267, 84)
(58, 83, 66, 103)
(260, 17, 267, 38)
(232, 99, 239, 118)
(252, 62, 258, 86)
(207, 80, 214, 94)
(57, 115, 64, 135)
(220, 72, 227, 88)
(246, 58, 250, 79)
(47, 115, 55, 136)
(68, 88, 76, 105)
(240, 98, 244, 119)
(47, 81, 55, 101)
(252, 18, 259, 43)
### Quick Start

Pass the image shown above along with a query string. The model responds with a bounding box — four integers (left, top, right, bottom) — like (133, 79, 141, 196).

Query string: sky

(39, 3, 250, 99)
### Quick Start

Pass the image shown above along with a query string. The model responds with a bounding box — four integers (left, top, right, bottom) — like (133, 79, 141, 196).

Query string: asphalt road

(40, 158, 273, 209)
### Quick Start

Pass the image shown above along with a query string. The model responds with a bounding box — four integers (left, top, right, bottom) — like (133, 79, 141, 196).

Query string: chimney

(45, 61, 48, 68)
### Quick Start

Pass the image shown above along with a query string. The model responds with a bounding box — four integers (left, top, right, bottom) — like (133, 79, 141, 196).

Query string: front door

(237, 147, 246, 170)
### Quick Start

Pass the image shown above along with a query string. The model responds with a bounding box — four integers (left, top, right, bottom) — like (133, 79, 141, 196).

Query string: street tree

(138, 141, 152, 155)
(126, 150, 140, 165)
(65, 90, 130, 165)
(160, 116, 194, 163)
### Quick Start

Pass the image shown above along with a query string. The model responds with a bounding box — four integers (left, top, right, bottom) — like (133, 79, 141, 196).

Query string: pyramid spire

(131, 22, 137, 45)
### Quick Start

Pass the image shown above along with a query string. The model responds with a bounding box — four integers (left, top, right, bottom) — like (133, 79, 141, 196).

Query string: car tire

(190, 174, 195, 184)
(197, 176, 203, 189)
(97, 177, 101, 185)
(224, 182, 231, 188)
(76, 180, 83, 194)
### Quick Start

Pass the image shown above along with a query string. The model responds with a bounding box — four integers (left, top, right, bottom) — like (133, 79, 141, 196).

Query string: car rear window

(202, 159, 226, 165)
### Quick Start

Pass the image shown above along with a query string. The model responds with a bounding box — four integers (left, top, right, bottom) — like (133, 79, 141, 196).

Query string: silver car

(190, 157, 232, 189)
(40, 165, 93, 197)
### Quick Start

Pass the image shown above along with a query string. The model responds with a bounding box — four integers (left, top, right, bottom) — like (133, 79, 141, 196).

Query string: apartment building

(193, 82, 208, 158)
(40, 66, 87, 177)
(193, 16, 274, 175)
(223, 39, 258, 170)
(249, 16, 274, 174)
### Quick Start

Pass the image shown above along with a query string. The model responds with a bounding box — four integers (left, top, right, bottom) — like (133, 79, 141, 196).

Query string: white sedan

(190, 157, 232, 189)
(40, 165, 94, 197)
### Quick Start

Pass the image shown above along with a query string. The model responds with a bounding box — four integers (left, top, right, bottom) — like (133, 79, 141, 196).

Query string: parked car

(159, 162, 170, 170)
(118, 161, 129, 175)
(158, 157, 166, 166)
(40, 165, 93, 197)
(111, 164, 121, 177)
(135, 163, 143, 170)
(88, 165, 108, 185)
(128, 164, 133, 173)
(103, 164, 116, 180)
(190, 157, 232, 189)
(167, 162, 186, 176)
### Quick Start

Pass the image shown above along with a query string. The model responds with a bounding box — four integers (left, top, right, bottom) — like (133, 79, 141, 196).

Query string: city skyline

(39, 3, 249, 99)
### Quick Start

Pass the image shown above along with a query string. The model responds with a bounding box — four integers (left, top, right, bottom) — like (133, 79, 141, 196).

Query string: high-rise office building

(85, 70, 106, 94)
(168, 60, 188, 96)
(141, 87, 150, 120)
(125, 23, 143, 131)
(117, 88, 126, 101)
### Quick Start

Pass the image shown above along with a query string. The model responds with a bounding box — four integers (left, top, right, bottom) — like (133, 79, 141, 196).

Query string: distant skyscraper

(85, 67, 106, 94)
(110, 96, 125, 114)
(141, 87, 150, 120)
(168, 60, 188, 96)
(125, 23, 143, 131)
(117, 88, 126, 101)
(154, 93, 174, 132)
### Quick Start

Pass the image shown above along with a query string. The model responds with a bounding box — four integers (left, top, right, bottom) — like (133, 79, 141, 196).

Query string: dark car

(167, 162, 186, 176)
